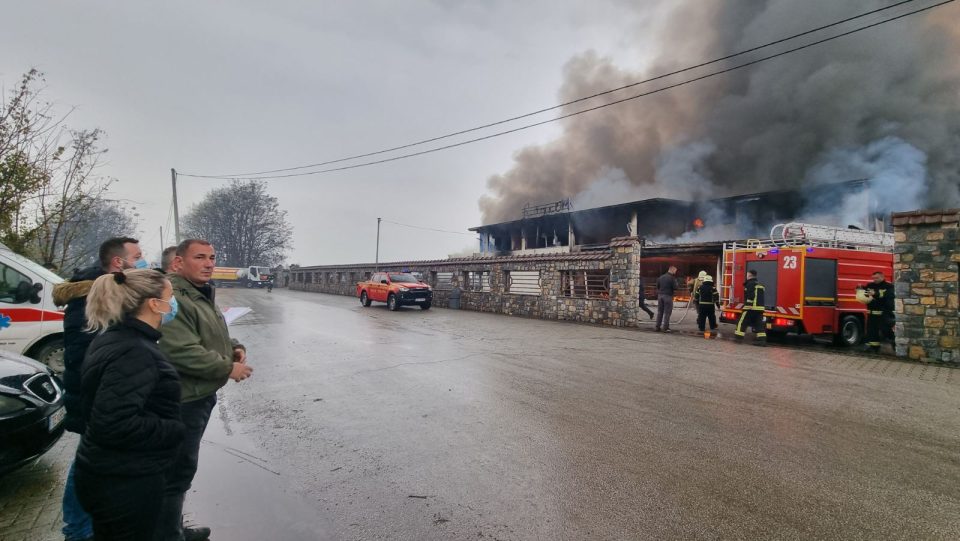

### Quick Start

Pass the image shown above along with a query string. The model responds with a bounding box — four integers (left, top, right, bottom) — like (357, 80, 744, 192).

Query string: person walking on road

(155, 239, 253, 541)
(735, 269, 767, 346)
(695, 275, 721, 339)
(53, 237, 146, 541)
(862, 271, 896, 353)
(638, 276, 654, 319)
(655, 266, 678, 332)
(74, 269, 185, 541)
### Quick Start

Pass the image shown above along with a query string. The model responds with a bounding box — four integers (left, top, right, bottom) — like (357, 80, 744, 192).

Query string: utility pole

(171, 168, 181, 243)
(375, 217, 381, 270)
(160, 226, 164, 247)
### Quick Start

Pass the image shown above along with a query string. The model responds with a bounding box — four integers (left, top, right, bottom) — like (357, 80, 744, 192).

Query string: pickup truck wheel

(387, 294, 400, 311)
(360, 291, 371, 307)
(245, 281, 253, 288)
(419, 302, 431, 310)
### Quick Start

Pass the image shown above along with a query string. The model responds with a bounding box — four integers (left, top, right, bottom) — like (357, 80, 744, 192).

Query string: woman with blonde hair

(74, 269, 185, 541)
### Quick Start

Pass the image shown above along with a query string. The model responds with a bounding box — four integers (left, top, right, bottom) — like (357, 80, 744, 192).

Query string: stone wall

(892, 209, 959, 364)
(289, 237, 642, 328)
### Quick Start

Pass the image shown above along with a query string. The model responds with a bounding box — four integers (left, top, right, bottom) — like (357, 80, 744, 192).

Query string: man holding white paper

(155, 239, 253, 541)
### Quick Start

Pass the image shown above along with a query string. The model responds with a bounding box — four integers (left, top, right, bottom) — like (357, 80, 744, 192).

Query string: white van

(0, 243, 65, 371)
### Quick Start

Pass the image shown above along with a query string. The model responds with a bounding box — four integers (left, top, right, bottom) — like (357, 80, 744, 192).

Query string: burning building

(471, 179, 882, 297)
(472, 179, 878, 256)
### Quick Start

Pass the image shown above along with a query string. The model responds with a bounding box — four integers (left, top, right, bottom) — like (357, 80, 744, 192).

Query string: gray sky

(1, 0, 667, 265)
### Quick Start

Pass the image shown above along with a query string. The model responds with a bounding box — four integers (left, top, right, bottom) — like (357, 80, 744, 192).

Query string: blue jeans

(62, 459, 94, 540)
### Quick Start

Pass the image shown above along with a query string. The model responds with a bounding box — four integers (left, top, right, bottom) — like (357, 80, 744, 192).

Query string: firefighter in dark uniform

(694, 274, 721, 339)
(863, 271, 895, 353)
(735, 269, 767, 346)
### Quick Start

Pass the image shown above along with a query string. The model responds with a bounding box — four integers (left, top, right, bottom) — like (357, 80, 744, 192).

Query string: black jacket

(76, 319, 184, 477)
(695, 281, 720, 306)
(52, 265, 104, 433)
(656, 273, 677, 296)
(864, 281, 895, 313)
(744, 278, 765, 310)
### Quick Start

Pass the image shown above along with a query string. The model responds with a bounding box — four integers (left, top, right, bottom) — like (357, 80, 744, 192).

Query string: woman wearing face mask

(74, 269, 185, 541)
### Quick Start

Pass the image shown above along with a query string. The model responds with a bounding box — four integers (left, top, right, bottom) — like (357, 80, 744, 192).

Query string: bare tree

(183, 180, 293, 266)
(0, 69, 116, 270)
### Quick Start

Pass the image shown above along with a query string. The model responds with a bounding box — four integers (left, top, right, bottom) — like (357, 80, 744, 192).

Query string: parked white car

(0, 244, 65, 372)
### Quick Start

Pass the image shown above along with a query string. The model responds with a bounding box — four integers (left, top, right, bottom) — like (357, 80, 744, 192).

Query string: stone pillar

(891, 209, 959, 364)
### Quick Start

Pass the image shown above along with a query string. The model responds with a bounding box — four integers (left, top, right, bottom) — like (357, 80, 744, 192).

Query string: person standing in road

(655, 266, 678, 332)
(694, 274, 721, 339)
(637, 276, 654, 319)
(155, 239, 253, 541)
(735, 269, 767, 346)
(74, 269, 184, 541)
(53, 237, 146, 541)
(862, 271, 896, 353)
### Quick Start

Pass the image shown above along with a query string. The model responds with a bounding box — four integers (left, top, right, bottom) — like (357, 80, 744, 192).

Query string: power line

(179, 0, 925, 180)
(179, 0, 951, 181)
(381, 219, 477, 237)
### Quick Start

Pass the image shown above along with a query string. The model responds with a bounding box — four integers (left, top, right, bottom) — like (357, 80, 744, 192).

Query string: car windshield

(0, 245, 64, 284)
(389, 273, 419, 283)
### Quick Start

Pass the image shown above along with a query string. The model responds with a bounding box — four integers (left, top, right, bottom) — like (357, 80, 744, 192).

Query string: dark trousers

(697, 305, 718, 332)
(74, 466, 165, 541)
(638, 297, 654, 318)
(655, 294, 674, 330)
(866, 311, 895, 347)
(735, 310, 766, 338)
(155, 393, 217, 541)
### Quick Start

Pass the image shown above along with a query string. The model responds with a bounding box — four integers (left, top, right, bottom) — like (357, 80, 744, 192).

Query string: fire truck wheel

(387, 294, 400, 311)
(360, 291, 371, 307)
(31, 337, 65, 374)
(835, 315, 863, 348)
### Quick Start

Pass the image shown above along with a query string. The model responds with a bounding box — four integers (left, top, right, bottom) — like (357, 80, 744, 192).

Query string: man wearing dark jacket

(863, 271, 896, 353)
(655, 266, 678, 332)
(155, 239, 252, 541)
(735, 270, 767, 346)
(53, 237, 144, 541)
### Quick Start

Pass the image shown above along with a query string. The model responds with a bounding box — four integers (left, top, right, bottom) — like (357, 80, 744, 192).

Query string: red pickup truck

(357, 272, 433, 311)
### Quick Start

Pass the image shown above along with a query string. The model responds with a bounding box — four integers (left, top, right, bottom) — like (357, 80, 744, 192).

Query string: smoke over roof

(478, 0, 960, 225)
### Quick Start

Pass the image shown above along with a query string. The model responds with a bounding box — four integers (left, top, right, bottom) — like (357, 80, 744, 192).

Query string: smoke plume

(479, 0, 960, 225)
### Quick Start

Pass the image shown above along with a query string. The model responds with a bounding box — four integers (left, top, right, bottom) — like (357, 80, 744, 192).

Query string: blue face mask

(158, 296, 178, 325)
(134, 258, 149, 269)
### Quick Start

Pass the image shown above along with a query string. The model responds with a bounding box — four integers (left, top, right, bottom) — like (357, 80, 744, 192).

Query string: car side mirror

(381, 280, 388, 284)
(29, 282, 43, 304)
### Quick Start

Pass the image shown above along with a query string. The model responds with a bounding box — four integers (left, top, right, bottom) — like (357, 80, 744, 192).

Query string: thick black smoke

(479, 0, 960, 225)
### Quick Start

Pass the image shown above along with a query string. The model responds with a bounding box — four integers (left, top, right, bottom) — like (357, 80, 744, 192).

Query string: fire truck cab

(719, 223, 894, 347)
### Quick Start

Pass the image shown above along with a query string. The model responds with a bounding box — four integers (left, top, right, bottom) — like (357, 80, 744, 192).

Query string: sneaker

(184, 526, 212, 541)
(654, 327, 661, 332)
(662, 329, 672, 334)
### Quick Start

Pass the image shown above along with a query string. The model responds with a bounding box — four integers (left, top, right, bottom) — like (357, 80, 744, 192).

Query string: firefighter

(689, 270, 708, 317)
(862, 271, 895, 353)
(694, 274, 721, 339)
(735, 269, 767, 346)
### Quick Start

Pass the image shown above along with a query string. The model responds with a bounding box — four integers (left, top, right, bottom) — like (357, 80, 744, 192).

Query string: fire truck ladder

(769, 222, 894, 251)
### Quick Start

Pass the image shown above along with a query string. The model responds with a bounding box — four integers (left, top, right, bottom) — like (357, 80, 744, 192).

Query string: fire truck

(719, 223, 894, 347)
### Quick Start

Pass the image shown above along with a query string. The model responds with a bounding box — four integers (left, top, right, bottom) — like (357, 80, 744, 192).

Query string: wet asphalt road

(213, 288, 960, 540)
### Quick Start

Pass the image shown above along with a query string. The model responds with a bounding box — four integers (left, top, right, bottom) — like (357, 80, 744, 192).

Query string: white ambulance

(0, 243, 65, 371)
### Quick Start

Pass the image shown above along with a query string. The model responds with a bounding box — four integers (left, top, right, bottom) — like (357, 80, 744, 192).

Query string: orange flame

(693, 218, 705, 229)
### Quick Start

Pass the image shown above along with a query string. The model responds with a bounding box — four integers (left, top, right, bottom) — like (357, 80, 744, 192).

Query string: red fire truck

(719, 223, 894, 347)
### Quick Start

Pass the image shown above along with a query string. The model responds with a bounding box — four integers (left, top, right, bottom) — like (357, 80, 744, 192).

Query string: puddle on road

(188, 392, 332, 541)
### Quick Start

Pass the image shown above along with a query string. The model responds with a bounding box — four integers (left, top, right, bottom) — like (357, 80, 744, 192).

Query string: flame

(693, 218, 705, 229)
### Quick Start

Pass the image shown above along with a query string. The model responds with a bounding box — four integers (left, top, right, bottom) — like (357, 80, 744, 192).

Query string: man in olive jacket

(155, 239, 253, 541)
